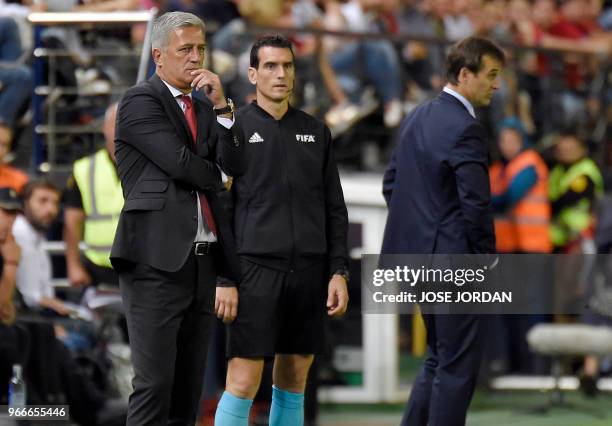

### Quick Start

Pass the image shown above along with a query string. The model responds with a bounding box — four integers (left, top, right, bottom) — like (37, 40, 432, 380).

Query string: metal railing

(241, 24, 610, 165)
(28, 10, 157, 171)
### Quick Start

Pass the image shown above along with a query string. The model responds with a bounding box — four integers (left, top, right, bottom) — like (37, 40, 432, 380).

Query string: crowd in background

(0, 0, 610, 424)
(1, 0, 610, 168)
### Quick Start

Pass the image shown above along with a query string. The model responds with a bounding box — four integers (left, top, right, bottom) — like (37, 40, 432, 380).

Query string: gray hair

(151, 11, 206, 50)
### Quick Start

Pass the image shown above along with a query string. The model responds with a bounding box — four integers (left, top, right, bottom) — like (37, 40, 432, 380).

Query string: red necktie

(181, 95, 217, 236)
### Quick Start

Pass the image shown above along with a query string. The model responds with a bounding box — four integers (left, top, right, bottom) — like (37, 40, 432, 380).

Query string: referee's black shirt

(232, 101, 348, 274)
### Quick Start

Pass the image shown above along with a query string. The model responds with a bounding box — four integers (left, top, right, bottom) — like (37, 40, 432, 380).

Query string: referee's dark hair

(250, 34, 295, 69)
(446, 37, 505, 85)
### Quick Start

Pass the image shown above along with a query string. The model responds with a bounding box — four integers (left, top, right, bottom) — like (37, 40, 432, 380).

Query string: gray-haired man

(111, 11, 245, 425)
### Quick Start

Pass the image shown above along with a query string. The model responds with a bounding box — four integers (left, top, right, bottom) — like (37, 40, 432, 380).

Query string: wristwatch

(332, 268, 350, 283)
(214, 98, 235, 115)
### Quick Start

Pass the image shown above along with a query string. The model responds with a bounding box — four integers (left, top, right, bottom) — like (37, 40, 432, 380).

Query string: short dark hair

(558, 129, 587, 147)
(250, 34, 294, 69)
(21, 178, 60, 202)
(446, 37, 505, 84)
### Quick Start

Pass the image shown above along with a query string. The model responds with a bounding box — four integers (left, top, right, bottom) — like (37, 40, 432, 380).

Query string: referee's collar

(250, 100, 294, 121)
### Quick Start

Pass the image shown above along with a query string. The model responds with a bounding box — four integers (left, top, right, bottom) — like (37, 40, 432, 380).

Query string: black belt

(194, 242, 215, 256)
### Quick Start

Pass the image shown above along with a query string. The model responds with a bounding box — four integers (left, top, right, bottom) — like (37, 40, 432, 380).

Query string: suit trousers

(401, 312, 483, 426)
(119, 249, 216, 426)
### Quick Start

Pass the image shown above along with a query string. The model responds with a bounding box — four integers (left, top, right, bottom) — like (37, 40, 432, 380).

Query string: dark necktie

(180, 95, 217, 236)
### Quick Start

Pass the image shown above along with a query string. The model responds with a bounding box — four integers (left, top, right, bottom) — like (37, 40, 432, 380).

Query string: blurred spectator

(235, 0, 283, 26)
(324, 0, 404, 128)
(3, 182, 123, 422)
(490, 117, 551, 254)
(0, 16, 24, 63)
(549, 133, 605, 320)
(549, 132, 603, 252)
(74, 0, 140, 12)
(0, 187, 21, 326)
(0, 16, 33, 157)
(164, 0, 240, 30)
(211, 0, 283, 106)
(0, 18, 29, 188)
(548, 0, 594, 127)
(480, 0, 513, 40)
(13, 178, 99, 354)
(73, 0, 152, 54)
(63, 103, 121, 288)
(210, 0, 382, 136)
(600, 1, 612, 30)
(488, 117, 551, 374)
(0, 129, 28, 193)
(396, 0, 445, 97)
(12, 179, 68, 314)
(443, 0, 474, 41)
(480, 0, 612, 139)
(35, 0, 148, 95)
(287, 0, 379, 136)
(0, 0, 42, 52)
(0, 187, 22, 404)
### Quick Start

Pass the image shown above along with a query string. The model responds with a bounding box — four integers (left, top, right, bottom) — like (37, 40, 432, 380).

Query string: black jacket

(232, 102, 348, 274)
(110, 74, 245, 280)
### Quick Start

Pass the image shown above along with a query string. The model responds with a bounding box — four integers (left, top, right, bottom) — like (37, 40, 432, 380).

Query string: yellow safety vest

(548, 158, 603, 247)
(73, 149, 123, 268)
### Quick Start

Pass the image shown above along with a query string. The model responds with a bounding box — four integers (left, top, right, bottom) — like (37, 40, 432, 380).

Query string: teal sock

(269, 385, 304, 426)
(214, 391, 253, 426)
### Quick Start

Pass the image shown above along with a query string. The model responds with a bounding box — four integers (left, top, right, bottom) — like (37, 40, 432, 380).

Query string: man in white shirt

(12, 179, 66, 315)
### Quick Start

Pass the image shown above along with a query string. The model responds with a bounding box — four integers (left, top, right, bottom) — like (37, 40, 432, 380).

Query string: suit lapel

(150, 74, 194, 148)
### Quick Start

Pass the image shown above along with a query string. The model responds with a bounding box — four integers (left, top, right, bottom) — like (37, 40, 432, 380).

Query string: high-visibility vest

(490, 149, 552, 253)
(548, 157, 603, 248)
(73, 149, 123, 268)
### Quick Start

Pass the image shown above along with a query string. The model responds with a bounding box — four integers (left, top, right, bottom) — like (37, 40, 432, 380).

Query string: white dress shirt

(12, 215, 54, 308)
(161, 79, 234, 243)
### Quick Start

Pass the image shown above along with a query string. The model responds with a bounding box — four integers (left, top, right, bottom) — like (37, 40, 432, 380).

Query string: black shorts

(227, 258, 328, 359)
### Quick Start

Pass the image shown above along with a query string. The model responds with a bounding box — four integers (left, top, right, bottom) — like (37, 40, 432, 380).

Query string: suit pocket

(123, 198, 165, 211)
(138, 179, 169, 193)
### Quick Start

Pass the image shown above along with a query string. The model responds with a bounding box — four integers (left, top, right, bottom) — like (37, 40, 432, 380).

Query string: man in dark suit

(381, 37, 505, 426)
(110, 11, 245, 426)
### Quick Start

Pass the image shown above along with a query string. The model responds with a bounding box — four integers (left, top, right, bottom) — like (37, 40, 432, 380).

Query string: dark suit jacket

(381, 91, 495, 255)
(110, 74, 245, 280)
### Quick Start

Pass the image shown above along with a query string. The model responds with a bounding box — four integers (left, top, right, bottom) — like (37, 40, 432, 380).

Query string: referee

(214, 35, 349, 426)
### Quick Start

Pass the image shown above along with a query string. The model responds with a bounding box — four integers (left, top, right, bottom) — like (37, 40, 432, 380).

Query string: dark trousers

(119, 250, 216, 426)
(401, 313, 483, 426)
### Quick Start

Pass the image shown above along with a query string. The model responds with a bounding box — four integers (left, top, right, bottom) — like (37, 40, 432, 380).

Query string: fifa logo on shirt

(296, 134, 316, 143)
